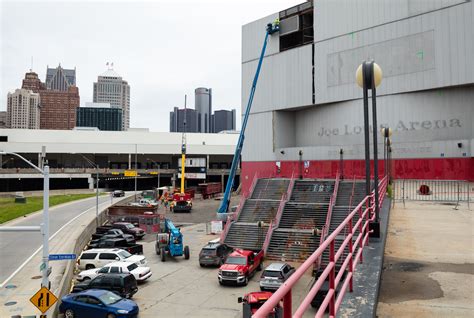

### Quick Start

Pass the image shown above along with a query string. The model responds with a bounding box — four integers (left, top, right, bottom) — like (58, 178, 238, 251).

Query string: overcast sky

(0, 0, 300, 131)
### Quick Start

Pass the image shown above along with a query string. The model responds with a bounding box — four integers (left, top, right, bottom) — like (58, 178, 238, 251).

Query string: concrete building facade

(212, 109, 236, 133)
(169, 107, 199, 133)
(76, 103, 122, 131)
(241, 0, 474, 190)
(0, 111, 7, 128)
(195, 87, 212, 133)
(93, 69, 130, 130)
(6, 89, 40, 129)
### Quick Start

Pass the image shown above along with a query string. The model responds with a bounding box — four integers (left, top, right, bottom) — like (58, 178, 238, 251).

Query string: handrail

(220, 194, 247, 242)
(262, 219, 275, 255)
(248, 172, 259, 198)
(253, 175, 389, 318)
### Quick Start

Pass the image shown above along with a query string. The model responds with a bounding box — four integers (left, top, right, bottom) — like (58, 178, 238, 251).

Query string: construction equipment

(155, 217, 190, 262)
(173, 95, 193, 212)
(217, 20, 280, 220)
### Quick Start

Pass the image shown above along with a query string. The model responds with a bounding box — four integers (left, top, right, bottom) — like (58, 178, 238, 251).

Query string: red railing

(253, 175, 389, 318)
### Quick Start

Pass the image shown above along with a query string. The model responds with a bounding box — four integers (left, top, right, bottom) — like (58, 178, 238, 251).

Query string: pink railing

(253, 175, 389, 318)
(220, 194, 247, 242)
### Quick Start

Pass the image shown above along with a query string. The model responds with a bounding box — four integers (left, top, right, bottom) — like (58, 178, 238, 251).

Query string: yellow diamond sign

(30, 286, 58, 314)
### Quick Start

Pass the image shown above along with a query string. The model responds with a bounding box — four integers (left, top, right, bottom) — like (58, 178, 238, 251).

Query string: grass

(0, 193, 98, 224)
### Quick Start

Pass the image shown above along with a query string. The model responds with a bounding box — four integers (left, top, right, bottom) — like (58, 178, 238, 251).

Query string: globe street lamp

(356, 61, 383, 238)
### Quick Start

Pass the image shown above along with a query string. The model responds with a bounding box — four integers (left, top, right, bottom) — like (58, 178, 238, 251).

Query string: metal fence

(393, 179, 472, 208)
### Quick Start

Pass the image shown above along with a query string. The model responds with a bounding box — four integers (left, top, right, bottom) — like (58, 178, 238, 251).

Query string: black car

(87, 238, 143, 255)
(113, 190, 125, 197)
(199, 241, 233, 267)
(72, 273, 138, 299)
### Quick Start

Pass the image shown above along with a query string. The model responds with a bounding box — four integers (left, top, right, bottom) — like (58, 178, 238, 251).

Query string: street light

(356, 61, 383, 238)
(146, 158, 160, 190)
(76, 154, 100, 227)
(0, 151, 50, 289)
(380, 127, 392, 178)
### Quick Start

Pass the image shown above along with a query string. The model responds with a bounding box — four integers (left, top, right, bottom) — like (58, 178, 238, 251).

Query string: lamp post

(381, 127, 392, 177)
(339, 148, 344, 179)
(0, 151, 50, 289)
(356, 60, 383, 238)
(77, 154, 100, 227)
(298, 150, 303, 180)
(147, 158, 160, 190)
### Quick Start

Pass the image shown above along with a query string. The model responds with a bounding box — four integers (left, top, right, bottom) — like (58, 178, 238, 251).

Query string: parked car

(113, 190, 125, 197)
(59, 289, 139, 318)
(78, 248, 147, 270)
(91, 228, 136, 243)
(218, 249, 264, 286)
(259, 262, 295, 291)
(72, 273, 138, 299)
(87, 238, 143, 255)
(77, 261, 152, 282)
(199, 241, 233, 267)
(112, 222, 146, 240)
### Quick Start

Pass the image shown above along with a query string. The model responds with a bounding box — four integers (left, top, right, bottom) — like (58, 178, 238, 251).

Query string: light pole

(381, 127, 392, 178)
(147, 158, 160, 190)
(134, 144, 138, 202)
(339, 148, 344, 179)
(0, 151, 50, 289)
(77, 154, 100, 227)
(356, 60, 383, 238)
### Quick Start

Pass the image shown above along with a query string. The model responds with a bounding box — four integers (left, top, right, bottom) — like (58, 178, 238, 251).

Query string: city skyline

(0, 0, 301, 131)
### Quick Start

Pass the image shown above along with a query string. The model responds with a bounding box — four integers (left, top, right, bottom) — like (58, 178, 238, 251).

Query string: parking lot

(73, 196, 316, 318)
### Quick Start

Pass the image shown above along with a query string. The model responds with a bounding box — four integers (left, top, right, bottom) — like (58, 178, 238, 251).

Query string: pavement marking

(0, 199, 114, 288)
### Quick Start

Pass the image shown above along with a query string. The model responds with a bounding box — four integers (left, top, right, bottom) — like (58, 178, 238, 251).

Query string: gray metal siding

(242, 44, 313, 115)
(242, 112, 275, 162)
(314, 0, 474, 105)
(242, 13, 280, 63)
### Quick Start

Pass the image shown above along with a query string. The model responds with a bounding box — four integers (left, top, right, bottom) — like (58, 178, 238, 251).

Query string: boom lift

(155, 217, 190, 261)
(217, 20, 280, 219)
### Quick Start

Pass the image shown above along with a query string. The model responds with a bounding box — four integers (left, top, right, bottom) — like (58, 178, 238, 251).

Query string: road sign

(49, 253, 76, 261)
(30, 286, 58, 314)
(39, 262, 46, 271)
(124, 170, 137, 177)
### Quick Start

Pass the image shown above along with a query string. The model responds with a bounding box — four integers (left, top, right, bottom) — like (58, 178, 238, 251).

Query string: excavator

(217, 19, 280, 221)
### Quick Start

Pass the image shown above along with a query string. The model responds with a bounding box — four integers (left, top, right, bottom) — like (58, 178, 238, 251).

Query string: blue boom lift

(155, 217, 190, 262)
(217, 20, 280, 219)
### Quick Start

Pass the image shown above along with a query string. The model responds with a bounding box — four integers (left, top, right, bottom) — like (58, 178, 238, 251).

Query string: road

(0, 193, 130, 284)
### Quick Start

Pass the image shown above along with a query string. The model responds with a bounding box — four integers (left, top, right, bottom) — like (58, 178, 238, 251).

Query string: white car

(77, 261, 152, 282)
(78, 248, 147, 270)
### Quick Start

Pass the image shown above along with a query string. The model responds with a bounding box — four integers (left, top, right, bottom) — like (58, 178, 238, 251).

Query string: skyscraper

(45, 64, 76, 91)
(212, 109, 236, 133)
(6, 88, 40, 129)
(76, 103, 122, 131)
(169, 107, 199, 132)
(195, 87, 212, 133)
(39, 86, 80, 130)
(93, 67, 130, 130)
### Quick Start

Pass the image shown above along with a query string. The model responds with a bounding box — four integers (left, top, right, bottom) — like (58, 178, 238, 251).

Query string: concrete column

(206, 155, 210, 170)
(38, 153, 42, 168)
(221, 173, 224, 192)
(88, 176, 94, 189)
(172, 173, 176, 190)
(128, 154, 132, 169)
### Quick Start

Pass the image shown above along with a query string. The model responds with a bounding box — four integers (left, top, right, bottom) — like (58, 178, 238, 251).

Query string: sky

(0, 0, 301, 131)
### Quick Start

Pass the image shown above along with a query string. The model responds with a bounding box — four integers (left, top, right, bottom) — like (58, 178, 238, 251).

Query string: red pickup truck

(218, 249, 264, 286)
(238, 292, 283, 318)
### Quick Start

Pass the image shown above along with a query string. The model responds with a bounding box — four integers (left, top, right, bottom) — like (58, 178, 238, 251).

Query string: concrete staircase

(266, 180, 335, 262)
(223, 178, 290, 251)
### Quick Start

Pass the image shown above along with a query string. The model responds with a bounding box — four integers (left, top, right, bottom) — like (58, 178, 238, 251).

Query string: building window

(279, 2, 313, 52)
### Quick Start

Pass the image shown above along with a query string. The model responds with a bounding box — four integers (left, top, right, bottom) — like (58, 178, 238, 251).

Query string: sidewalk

(377, 201, 474, 317)
(0, 197, 121, 318)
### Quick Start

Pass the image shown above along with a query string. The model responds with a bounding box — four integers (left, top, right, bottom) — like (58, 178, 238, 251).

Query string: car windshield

(201, 248, 216, 255)
(263, 270, 283, 279)
(118, 250, 132, 259)
(125, 224, 135, 229)
(127, 263, 138, 271)
(98, 291, 122, 305)
(226, 256, 247, 265)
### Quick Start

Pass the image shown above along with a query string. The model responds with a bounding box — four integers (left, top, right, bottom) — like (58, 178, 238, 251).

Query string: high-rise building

(211, 109, 236, 133)
(195, 87, 212, 133)
(40, 86, 80, 130)
(6, 89, 40, 129)
(0, 111, 7, 128)
(45, 64, 76, 91)
(170, 107, 199, 133)
(93, 68, 130, 130)
(76, 103, 123, 131)
(22, 71, 45, 92)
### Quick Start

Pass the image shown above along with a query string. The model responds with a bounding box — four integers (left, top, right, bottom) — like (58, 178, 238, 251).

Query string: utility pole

(134, 144, 138, 202)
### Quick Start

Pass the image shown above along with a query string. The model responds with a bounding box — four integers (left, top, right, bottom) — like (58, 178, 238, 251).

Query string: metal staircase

(223, 178, 290, 251)
(266, 180, 336, 262)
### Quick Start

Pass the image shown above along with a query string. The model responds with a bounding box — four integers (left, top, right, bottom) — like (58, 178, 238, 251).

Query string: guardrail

(394, 179, 472, 208)
(253, 175, 388, 318)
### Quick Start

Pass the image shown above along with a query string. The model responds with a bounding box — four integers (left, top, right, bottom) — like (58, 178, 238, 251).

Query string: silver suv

(259, 262, 295, 291)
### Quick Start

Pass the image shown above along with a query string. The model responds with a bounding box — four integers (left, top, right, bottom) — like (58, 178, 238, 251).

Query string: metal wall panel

(242, 44, 313, 114)
(314, 1, 474, 105)
(314, 0, 467, 42)
(242, 13, 280, 63)
(241, 112, 274, 162)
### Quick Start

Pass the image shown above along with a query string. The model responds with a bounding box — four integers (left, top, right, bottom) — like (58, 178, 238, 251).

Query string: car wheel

(85, 264, 95, 270)
(184, 246, 190, 260)
(160, 248, 166, 262)
(257, 262, 263, 271)
(64, 309, 75, 318)
(107, 314, 116, 318)
(155, 244, 160, 255)
(83, 277, 91, 281)
(243, 277, 249, 286)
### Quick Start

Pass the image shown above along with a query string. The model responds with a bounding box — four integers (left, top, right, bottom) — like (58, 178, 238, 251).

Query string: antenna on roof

(30, 56, 33, 72)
